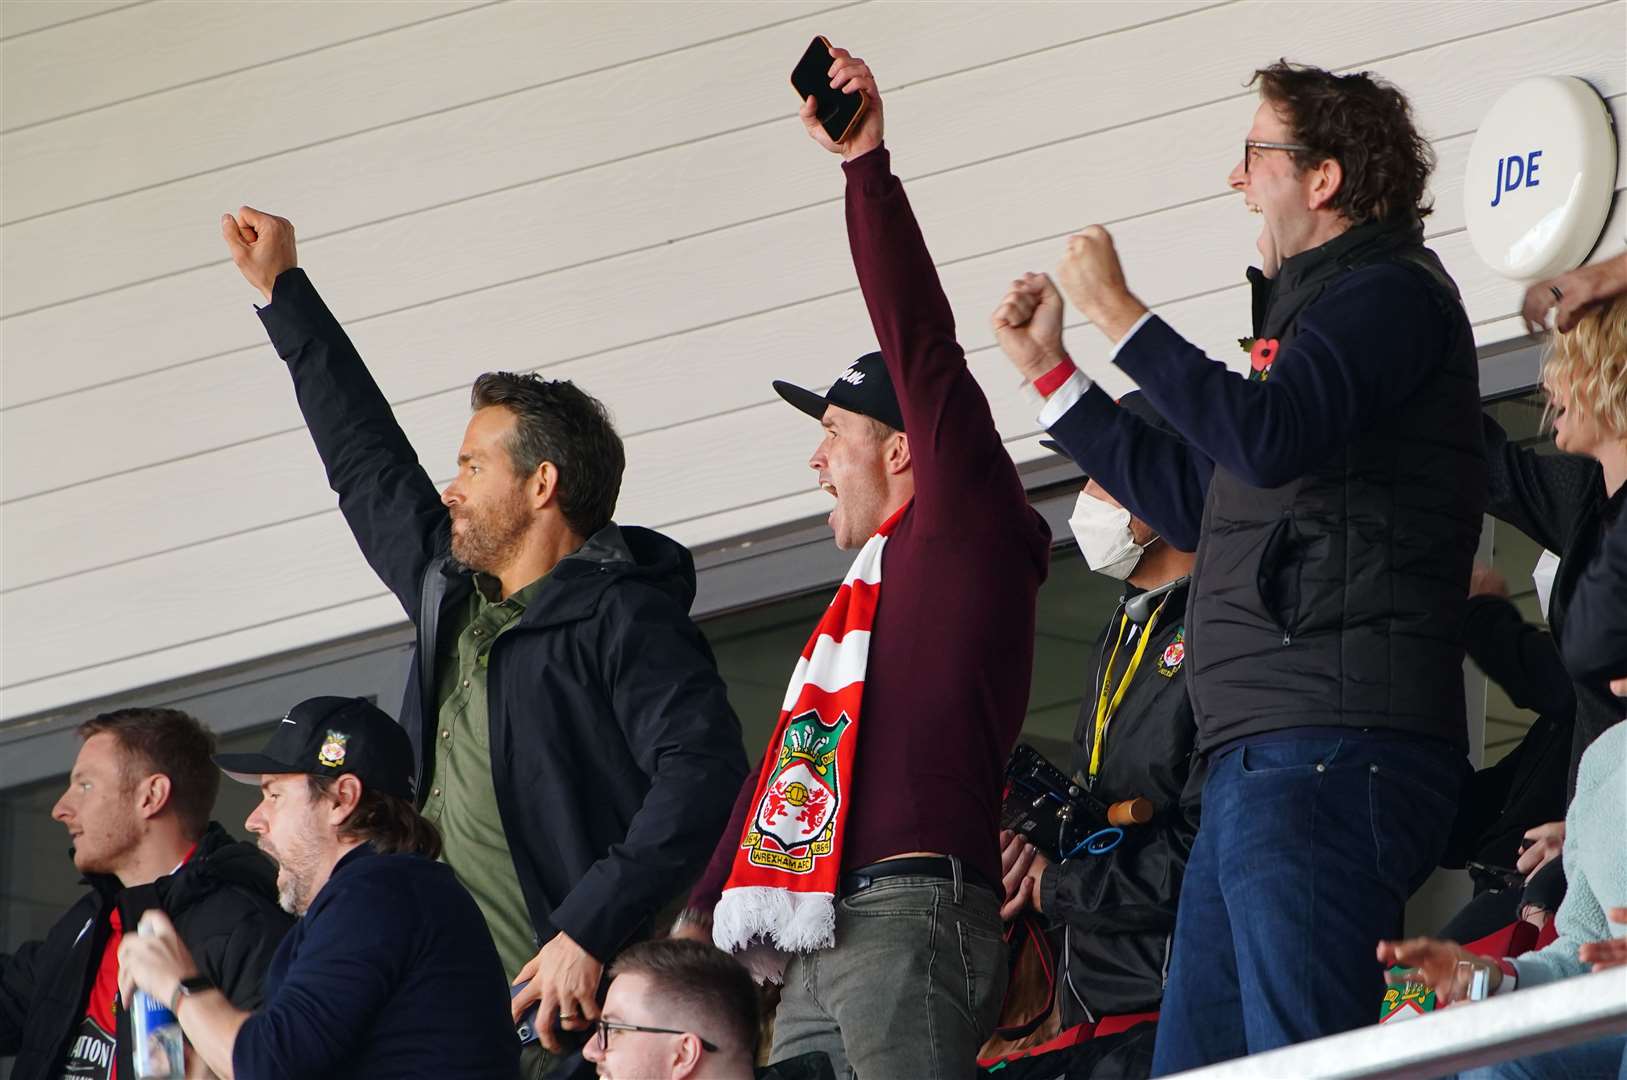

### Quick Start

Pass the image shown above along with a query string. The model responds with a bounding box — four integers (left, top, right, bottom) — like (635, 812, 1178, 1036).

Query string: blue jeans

(1150, 732, 1466, 1075)
(1456, 1034, 1627, 1080)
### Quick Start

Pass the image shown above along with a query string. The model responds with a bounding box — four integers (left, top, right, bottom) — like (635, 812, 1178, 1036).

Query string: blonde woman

(1535, 281, 1627, 697)
(1538, 294, 1627, 690)
(1484, 294, 1627, 815)
(1375, 298, 1627, 1080)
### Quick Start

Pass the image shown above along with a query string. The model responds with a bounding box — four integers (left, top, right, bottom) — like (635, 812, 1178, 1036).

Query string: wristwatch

(169, 974, 215, 1013)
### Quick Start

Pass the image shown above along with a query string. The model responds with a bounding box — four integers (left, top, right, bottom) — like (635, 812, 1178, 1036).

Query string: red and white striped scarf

(712, 501, 908, 981)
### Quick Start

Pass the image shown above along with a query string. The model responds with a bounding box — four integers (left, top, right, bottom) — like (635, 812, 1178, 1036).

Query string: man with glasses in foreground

(584, 939, 831, 1080)
(991, 62, 1486, 1072)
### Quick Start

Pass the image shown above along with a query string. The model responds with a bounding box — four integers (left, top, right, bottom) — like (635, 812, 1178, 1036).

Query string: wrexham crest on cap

(317, 730, 348, 768)
(742, 710, 851, 874)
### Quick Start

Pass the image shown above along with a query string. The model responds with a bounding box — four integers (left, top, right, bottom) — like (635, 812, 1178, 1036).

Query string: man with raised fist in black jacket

(222, 207, 747, 1076)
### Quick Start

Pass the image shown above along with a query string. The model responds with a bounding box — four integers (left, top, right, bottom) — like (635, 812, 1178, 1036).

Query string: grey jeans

(770, 862, 1007, 1079)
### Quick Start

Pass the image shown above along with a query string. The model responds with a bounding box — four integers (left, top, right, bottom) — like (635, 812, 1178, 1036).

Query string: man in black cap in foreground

(116, 696, 519, 1080)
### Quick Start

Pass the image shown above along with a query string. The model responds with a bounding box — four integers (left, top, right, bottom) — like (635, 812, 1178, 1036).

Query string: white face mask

(1068, 490, 1149, 581)
(1532, 549, 1561, 621)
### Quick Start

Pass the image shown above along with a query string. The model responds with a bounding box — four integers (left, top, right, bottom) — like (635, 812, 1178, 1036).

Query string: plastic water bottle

(129, 921, 185, 1080)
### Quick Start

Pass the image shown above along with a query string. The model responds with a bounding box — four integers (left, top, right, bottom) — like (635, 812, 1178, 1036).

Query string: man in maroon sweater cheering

(678, 45, 1049, 1077)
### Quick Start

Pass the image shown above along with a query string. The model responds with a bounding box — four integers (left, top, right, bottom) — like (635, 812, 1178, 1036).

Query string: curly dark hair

(1250, 61, 1435, 224)
(470, 372, 625, 538)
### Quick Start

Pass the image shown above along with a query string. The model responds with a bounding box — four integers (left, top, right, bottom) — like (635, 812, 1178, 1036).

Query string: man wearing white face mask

(998, 395, 1202, 1076)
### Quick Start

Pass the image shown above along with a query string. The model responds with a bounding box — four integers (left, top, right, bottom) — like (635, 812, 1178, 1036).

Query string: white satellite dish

(1463, 76, 1617, 280)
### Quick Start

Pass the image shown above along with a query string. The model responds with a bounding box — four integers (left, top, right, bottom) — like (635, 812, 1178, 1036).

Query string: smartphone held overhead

(791, 36, 867, 143)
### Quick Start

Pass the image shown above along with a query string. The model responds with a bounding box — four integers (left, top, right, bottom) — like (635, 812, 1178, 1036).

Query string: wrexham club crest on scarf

(712, 501, 909, 983)
(746, 710, 852, 873)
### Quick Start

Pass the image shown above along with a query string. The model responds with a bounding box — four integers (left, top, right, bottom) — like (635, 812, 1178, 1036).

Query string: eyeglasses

(1243, 139, 1313, 173)
(594, 1018, 719, 1054)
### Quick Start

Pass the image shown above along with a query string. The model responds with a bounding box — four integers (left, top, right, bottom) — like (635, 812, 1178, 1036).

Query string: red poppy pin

(1248, 337, 1279, 382)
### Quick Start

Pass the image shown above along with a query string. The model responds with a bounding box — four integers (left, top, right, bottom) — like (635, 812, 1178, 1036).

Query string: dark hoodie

(0, 822, 291, 1080)
(257, 268, 749, 963)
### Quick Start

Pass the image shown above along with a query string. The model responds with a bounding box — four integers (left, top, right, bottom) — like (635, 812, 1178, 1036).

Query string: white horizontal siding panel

(6, 76, 1621, 591)
(0, 1, 1219, 371)
(0, 590, 409, 720)
(13, 205, 1609, 718)
(0, 0, 132, 40)
(0, 149, 1429, 589)
(5, 1, 1621, 718)
(7, 2, 1617, 502)
(12, 162, 1622, 594)
(4, 1, 1596, 390)
(0, 279, 879, 590)
(0, 0, 475, 132)
(4, 220, 1616, 722)
(2, 506, 390, 696)
(0, 0, 841, 225)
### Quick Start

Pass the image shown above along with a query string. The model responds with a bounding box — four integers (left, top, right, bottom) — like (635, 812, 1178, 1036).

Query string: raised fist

(1055, 225, 1150, 345)
(991, 272, 1067, 383)
(800, 43, 883, 161)
(222, 206, 297, 302)
(1056, 227, 1126, 320)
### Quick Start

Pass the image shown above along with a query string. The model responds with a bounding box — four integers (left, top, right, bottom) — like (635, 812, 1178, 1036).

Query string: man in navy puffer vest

(990, 61, 1487, 1072)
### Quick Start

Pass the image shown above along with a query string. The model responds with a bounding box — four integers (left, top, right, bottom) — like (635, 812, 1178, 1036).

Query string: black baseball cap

(773, 351, 906, 433)
(215, 696, 416, 801)
(1040, 391, 1179, 464)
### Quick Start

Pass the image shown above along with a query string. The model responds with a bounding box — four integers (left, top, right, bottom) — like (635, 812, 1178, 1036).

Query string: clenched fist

(1056, 226, 1148, 345)
(991, 272, 1067, 383)
(801, 44, 883, 161)
(222, 206, 297, 302)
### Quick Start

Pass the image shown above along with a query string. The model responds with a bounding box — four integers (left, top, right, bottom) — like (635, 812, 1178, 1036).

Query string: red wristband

(1032, 355, 1077, 397)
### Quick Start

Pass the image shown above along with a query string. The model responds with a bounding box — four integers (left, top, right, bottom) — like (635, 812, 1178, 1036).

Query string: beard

(448, 488, 530, 573)
(259, 830, 324, 916)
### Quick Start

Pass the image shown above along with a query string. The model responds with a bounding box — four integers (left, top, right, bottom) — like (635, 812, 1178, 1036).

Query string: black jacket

(1563, 510, 1627, 684)
(257, 268, 749, 963)
(1484, 414, 1626, 791)
(0, 823, 291, 1080)
(1442, 595, 1573, 874)
(1041, 581, 1203, 1022)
